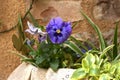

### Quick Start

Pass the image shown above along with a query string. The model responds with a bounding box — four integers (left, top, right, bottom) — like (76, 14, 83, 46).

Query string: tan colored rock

(46, 68, 75, 80)
(8, 62, 75, 80)
(93, 0, 120, 20)
(7, 63, 47, 80)
(7, 63, 32, 80)
(26, 0, 83, 22)
(0, 0, 25, 32)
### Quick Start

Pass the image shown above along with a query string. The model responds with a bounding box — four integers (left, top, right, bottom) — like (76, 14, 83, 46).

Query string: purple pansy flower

(25, 21, 47, 42)
(46, 17, 72, 44)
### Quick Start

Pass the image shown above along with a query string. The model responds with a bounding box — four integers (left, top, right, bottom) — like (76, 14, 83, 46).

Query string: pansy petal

(50, 17, 63, 28)
(46, 24, 52, 32)
(37, 29, 42, 33)
(25, 29, 35, 35)
(62, 27, 71, 37)
(64, 22, 72, 33)
(38, 34, 47, 42)
(27, 21, 37, 32)
(57, 36, 64, 44)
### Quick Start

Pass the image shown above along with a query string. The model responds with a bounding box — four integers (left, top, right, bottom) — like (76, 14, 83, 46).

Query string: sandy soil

(0, 0, 118, 80)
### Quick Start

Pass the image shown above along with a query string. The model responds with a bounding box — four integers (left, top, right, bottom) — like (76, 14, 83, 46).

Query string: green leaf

(10, 50, 28, 59)
(50, 59, 59, 71)
(89, 77, 98, 80)
(28, 12, 39, 27)
(85, 53, 95, 65)
(99, 74, 112, 80)
(35, 55, 46, 65)
(116, 66, 120, 74)
(103, 62, 111, 72)
(72, 21, 79, 29)
(82, 59, 89, 72)
(100, 45, 114, 58)
(113, 21, 119, 59)
(18, 15, 25, 41)
(64, 41, 84, 56)
(82, 53, 96, 73)
(29, 51, 37, 58)
(80, 11, 106, 51)
(114, 54, 120, 60)
(70, 36, 88, 51)
(28, 12, 44, 30)
(12, 34, 22, 51)
(85, 40, 97, 50)
(94, 54, 100, 65)
(89, 64, 100, 76)
(10, 50, 37, 67)
(71, 68, 86, 80)
(98, 59, 103, 68)
(109, 65, 117, 74)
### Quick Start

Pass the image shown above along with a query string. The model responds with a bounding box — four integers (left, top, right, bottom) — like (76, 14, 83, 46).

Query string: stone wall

(0, 0, 25, 80)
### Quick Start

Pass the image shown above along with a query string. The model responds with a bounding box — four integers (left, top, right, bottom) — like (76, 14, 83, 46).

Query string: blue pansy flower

(46, 17, 72, 44)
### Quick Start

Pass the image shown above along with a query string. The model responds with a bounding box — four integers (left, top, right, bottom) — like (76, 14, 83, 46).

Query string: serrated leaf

(12, 34, 22, 51)
(50, 59, 59, 71)
(35, 56, 46, 65)
(71, 68, 86, 80)
(29, 51, 36, 58)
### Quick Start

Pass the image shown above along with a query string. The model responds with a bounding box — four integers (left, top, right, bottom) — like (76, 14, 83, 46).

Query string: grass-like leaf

(18, 15, 25, 40)
(28, 12, 44, 30)
(64, 41, 84, 56)
(85, 40, 97, 50)
(113, 21, 119, 59)
(72, 21, 79, 29)
(80, 11, 106, 51)
(70, 36, 88, 51)
(100, 45, 114, 59)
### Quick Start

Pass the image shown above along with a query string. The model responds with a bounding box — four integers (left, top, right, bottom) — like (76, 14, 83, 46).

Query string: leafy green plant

(81, 11, 120, 60)
(71, 48, 120, 80)
(12, 15, 28, 54)
(12, 12, 94, 71)
(71, 12, 120, 80)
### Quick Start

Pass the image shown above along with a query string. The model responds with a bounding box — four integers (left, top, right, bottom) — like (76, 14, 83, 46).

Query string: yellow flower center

(56, 29, 61, 33)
